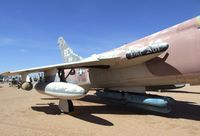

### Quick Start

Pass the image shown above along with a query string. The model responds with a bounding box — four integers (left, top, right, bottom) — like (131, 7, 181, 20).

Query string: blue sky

(0, 0, 200, 72)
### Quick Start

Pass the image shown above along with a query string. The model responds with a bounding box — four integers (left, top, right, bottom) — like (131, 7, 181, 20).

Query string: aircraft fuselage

(67, 16, 200, 91)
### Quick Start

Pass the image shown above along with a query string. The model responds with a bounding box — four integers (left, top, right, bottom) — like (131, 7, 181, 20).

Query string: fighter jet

(2, 16, 200, 113)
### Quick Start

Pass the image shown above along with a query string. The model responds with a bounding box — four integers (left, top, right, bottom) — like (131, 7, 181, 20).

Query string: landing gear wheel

(58, 99, 74, 113)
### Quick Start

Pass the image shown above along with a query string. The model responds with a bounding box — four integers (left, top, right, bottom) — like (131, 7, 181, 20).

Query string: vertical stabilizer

(58, 37, 82, 63)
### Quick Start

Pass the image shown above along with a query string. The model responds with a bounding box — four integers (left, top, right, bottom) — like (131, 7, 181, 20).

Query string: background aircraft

(2, 16, 200, 113)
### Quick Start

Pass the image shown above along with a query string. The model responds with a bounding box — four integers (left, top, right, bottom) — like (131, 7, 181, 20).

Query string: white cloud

(0, 37, 15, 46)
(19, 49, 27, 53)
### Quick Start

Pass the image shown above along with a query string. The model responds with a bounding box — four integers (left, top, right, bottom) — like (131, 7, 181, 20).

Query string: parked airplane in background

(0, 75, 4, 83)
(2, 16, 200, 113)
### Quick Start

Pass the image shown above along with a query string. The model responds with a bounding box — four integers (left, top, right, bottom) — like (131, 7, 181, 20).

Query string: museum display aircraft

(2, 16, 200, 113)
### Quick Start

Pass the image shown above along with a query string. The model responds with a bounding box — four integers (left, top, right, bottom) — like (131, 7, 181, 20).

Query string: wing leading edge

(1, 42, 169, 76)
(1, 56, 110, 76)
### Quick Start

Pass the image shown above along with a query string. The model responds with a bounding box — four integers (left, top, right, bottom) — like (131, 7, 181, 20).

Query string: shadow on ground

(40, 98, 60, 100)
(157, 89, 200, 94)
(31, 94, 200, 126)
(148, 89, 200, 94)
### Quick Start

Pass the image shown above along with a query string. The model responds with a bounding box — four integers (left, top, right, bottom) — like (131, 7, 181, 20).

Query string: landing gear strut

(57, 69, 75, 113)
(58, 99, 74, 113)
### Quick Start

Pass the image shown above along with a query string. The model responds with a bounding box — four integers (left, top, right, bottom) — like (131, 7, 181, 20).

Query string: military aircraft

(2, 16, 200, 113)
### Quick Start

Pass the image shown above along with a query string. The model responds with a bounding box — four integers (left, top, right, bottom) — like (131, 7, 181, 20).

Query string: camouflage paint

(87, 16, 200, 90)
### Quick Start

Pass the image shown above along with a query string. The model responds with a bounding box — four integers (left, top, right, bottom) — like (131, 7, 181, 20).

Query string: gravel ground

(0, 83, 199, 136)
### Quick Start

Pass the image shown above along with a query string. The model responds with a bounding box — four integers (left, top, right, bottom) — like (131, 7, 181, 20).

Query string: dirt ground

(0, 83, 199, 136)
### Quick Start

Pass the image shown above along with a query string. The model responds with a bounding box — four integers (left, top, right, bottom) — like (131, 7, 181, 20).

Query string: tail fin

(58, 37, 82, 63)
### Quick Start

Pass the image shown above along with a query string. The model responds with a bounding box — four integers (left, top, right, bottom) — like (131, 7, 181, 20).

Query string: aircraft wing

(1, 42, 169, 76)
(1, 56, 111, 76)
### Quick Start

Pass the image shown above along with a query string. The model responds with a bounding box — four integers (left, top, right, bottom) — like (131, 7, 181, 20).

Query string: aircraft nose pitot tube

(35, 82, 86, 99)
